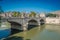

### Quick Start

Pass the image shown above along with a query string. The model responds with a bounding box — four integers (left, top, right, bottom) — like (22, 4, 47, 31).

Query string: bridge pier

(23, 23, 28, 31)
(37, 20, 40, 26)
(38, 22, 40, 26)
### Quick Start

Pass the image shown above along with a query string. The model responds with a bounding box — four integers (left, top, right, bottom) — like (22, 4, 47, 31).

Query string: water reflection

(45, 25, 60, 33)
(9, 25, 45, 40)
(4, 36, 23, 40)
(31, 25, 60, 40)
(11, 28, 23, 35)
(1, 24, 60, 40)
(28, 25, 39, 30)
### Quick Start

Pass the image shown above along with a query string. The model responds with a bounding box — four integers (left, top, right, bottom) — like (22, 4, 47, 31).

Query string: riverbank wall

(45, 17, 60, 25)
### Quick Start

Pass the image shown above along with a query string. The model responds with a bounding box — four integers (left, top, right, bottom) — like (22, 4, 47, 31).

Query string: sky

(0, 0, 60, 13)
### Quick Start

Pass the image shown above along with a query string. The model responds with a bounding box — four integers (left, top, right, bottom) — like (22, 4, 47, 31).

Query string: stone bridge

(6, 17, 45, 31)
(1, 13, 46, 30)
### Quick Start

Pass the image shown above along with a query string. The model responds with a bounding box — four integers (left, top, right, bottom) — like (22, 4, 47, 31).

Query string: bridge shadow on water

(10, 25, 38, 35)
(28, 23, 45, 30)
(4, 36, 23, 40)
(11, 28, 23, 35)
(4, 36, 31, 40)
(11, 25, 38, 35)
(11, 24, 45, 35)
(28, 25, 39, 30)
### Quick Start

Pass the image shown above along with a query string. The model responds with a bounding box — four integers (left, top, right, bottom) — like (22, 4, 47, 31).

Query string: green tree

(29, 11, 36, 17)
(12, 11, 21, 17)
(46, 13, 56, 17)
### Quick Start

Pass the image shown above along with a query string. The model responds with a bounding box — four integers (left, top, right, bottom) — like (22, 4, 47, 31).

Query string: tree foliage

(12, 11, 21, 17)
(46, 13, 56, 17)
(29, 11, 36, 17)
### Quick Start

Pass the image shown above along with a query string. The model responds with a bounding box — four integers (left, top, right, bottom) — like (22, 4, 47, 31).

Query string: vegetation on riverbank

(0, 22, 11, 30)
(46, 13, 58, 17)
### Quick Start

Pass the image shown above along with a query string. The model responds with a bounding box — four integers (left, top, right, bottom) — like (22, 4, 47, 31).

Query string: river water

(0, 25, 60, 40)
(3, 25, 60, 40)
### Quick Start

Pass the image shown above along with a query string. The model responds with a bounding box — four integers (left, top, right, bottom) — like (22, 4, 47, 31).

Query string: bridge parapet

(0, 12, 46, 18)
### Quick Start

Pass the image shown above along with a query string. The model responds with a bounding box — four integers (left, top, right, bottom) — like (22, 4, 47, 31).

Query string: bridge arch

(40, 19, 45, 25)
(8, 21, 22, 30)
(28, 19, 38, 30)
